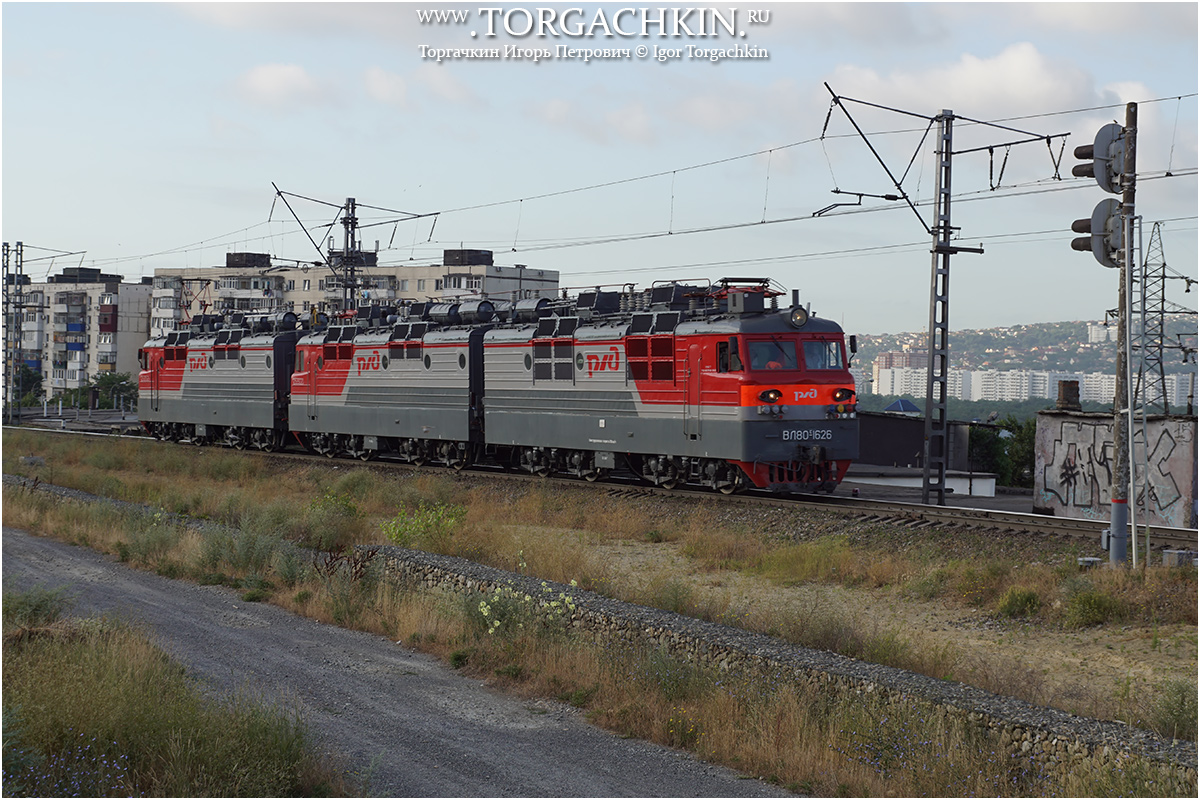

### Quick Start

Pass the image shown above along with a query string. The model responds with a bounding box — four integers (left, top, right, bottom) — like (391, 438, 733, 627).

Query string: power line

(69, 93, 1198, 272)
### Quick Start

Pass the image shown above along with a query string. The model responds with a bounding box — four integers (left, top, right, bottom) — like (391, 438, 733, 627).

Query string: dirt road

(2, 526, 788, 798)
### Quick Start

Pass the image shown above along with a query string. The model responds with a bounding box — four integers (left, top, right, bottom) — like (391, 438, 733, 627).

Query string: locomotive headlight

(758, 389, 782, 403)
(832, 388, 854, 403)
(788, 307, 809, 328)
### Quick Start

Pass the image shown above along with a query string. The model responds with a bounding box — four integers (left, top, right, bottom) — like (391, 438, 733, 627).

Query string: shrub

(1146, 679, 1198, 741)
(997, 586, 1041, 618)
(273, 547, 310, 588)
(2, 586, 72, 629)
(1065, 589, 1124, 628)
(381, 502, 464, 550)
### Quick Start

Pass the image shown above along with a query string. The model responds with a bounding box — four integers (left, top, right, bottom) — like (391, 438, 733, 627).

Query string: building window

(417, 279, 426, 292)
(466, 277, 482, 290)
(434, 279, 444, 291)
(303, 279, 311, 292)
(400, 279, 409, 292)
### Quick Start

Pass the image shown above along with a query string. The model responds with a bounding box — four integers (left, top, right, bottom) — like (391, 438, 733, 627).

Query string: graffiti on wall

(1039, 420, 1113, 519)
(1036, 413, 1197, 529)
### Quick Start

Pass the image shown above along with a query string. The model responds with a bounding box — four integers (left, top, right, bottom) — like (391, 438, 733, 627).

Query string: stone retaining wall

(376, 544, 1197, 794)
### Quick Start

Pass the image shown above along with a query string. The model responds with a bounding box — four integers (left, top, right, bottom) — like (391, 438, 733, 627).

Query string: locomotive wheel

(718, 483, 737, 495)
(660, 477, 679, 490)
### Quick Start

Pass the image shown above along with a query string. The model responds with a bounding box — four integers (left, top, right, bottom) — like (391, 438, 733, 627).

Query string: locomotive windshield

(747, 339, 798, 371)
(803, 340, 843, 370)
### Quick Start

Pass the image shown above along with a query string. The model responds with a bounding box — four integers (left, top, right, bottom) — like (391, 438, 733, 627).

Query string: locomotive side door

(150, 360, 160, 412)
(684, 342, 701, 440)
(306, 350, 319, 421)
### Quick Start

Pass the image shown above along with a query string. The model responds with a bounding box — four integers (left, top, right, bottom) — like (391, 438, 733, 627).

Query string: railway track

(8, 423, 1198, 555)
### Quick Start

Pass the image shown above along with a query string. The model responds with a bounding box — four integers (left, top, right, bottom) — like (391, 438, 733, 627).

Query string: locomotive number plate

(782, 428, 833, 442)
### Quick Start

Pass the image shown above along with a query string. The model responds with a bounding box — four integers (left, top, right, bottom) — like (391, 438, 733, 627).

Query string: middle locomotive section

(140, 277, 859, 494)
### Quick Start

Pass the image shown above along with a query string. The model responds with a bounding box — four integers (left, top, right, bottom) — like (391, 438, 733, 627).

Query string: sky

(3, 1, 1197, 336)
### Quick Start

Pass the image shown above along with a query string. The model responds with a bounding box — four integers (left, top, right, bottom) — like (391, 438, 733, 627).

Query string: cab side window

(803, 340, 843, 370)
(717, 338, 743, 372)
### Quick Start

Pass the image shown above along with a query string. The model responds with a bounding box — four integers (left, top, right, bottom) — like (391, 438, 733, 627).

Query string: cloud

(236, 63, 329, 109)
(1021, 3, 1197, 38)
(412, 64, 480, 105)
(828, 42, 1101, 120)
(364, 66, 409, 108)
(604, 103, 654, 144)
(527, 93, 654, 145)
(179, 3, 479, 46)
(765, 3, 948, 46)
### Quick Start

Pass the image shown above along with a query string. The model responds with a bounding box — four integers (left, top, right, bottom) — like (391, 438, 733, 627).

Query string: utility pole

(822, 85, 1061, 505)
(340, 197, 359, 313)
(1110, 102, 1137, 566)
(3, 241, 26, 425)
(922, 113, 955, 505)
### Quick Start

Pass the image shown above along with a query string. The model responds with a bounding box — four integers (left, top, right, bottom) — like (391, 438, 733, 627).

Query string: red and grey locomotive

(139, 277, 858, 494)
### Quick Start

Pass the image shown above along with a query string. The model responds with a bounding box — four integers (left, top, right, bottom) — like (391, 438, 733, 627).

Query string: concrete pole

(1109, 102, 1137, 566)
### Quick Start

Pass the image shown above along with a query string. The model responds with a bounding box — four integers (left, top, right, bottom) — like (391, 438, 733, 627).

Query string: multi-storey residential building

(1087, 322, 1118, 343)
(871, 349, 927, 389)
(11, 268, 151, 397)
(150, 250, 559, 330)
(865, 362, 1186, 409)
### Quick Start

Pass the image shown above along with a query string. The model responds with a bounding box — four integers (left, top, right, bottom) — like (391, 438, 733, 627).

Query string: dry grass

(3, 430, 1197, 795)
(3, 588, 344, 797)
(3, 482, 1189, 797)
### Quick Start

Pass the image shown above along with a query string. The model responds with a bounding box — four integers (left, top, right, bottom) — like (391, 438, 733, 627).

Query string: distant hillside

(853, 316, 1196, 375)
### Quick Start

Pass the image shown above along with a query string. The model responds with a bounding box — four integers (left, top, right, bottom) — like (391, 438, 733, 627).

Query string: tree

(93, 372, 136, 410)
(968, 425, 1011, 483)
(1001, 414, 1038, 489)
(15, 364, 43, 406)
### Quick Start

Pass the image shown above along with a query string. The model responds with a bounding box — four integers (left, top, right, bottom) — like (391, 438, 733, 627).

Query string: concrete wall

(1034, 410, 1198, 529)
(377, 545, 1196, 794)
(858, 411, 969, 471)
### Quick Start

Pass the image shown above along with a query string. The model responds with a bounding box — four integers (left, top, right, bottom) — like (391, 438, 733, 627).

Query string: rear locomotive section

(139, 277, 858, 494)
(138, 311, 305, 449)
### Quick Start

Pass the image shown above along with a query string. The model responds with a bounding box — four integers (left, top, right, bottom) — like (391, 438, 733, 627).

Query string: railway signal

(1071, 122, 1125, 194)
(1071, 198, 1123, 268)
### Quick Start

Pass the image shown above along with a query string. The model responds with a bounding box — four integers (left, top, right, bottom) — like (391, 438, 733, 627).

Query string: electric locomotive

(139, 277, 858, 494)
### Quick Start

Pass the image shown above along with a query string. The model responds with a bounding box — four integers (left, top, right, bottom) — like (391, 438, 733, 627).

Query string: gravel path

(2, 525, 789, 797)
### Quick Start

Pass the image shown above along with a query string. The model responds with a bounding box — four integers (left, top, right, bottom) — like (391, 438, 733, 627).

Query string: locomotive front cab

(726, 311, 859, 493)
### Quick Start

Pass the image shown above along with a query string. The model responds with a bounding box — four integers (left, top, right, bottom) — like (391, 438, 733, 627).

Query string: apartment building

(150, 250, 560, 331)
(867, 364, 1193, 408)
(8, 267, 151, 397)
